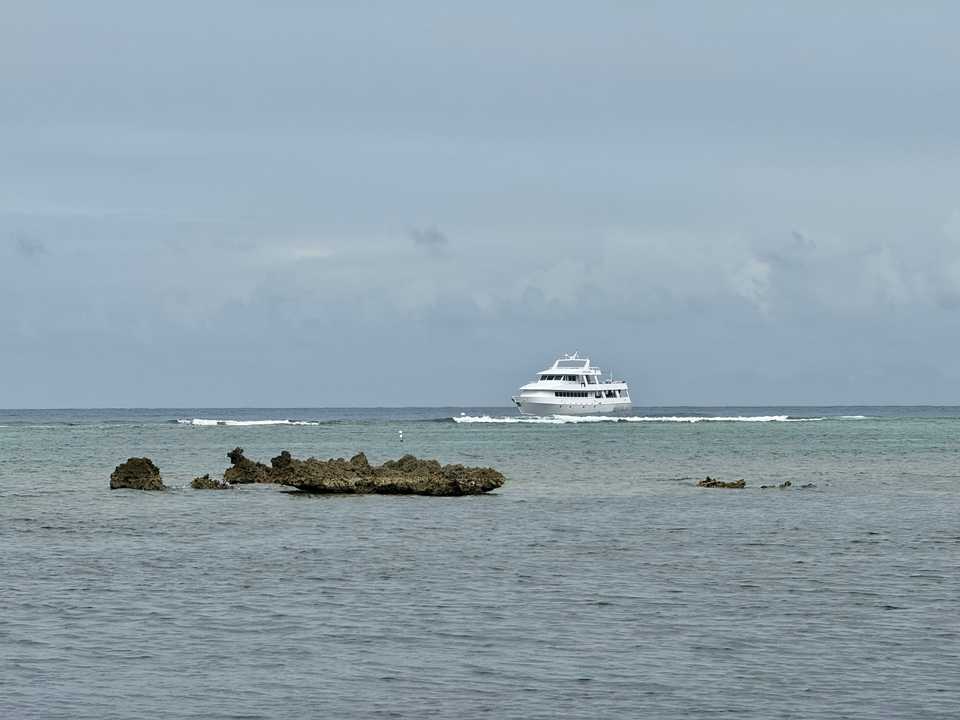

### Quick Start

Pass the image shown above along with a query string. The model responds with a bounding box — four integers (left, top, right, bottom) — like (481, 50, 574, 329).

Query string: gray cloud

(13, 233, 46, 258)
(410, 226, 450, 256)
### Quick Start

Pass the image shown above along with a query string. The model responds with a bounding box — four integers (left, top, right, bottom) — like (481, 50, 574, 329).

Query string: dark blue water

(2, 407, 959, 718)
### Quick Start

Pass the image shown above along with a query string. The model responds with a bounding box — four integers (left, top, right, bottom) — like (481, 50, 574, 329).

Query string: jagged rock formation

(223, 447, 273, 484)
(191, 473, 232, 490)
(697, 476, 746, 489)
(110, 457, 166, 491)
(251, 449, 505, 495)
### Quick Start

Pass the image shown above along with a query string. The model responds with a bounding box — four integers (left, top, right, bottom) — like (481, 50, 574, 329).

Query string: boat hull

(512, 398, 632, 416)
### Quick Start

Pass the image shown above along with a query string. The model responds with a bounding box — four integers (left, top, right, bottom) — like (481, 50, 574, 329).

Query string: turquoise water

(2, 407, 959, 718)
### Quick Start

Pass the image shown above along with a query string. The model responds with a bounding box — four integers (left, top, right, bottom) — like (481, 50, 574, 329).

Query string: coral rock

(266, 450, 505, 496)
(223, 447, 274, 484)
(697, 476, 746, 489)
(110, 457, 166, 491)
(191, 473, 232, 490)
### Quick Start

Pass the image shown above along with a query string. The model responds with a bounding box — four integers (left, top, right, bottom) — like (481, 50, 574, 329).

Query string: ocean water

(1, 406, 959, 719)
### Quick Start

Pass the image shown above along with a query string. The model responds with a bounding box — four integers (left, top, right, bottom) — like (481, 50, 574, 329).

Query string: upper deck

(538, 353, 599, 375)
(524, 353, 628, 389)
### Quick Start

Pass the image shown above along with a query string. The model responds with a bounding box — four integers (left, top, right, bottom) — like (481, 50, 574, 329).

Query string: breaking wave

(451, 414, 871, 425)
(177, 418, 325, 427)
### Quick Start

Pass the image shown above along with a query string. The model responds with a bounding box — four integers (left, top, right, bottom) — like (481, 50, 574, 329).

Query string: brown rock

(270, 450, 293, 471)
(267, 450, 505, 495)
(110, 457, 166, 491)
(191, 473, 232, 490)
(698, 476, 746, 489)
(223, 447, 274, 484)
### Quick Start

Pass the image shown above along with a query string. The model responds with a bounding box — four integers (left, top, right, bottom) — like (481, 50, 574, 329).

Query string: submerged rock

(760, 480, 792, 489)
(697, 476, 746, 489)
(223, 447, 273, 484)
(110, 457, 166, 491)
(191, 473, 232, 490)
(264, 450, 505, 495)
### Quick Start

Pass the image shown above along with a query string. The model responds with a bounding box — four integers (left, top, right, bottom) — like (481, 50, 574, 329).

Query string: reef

(697, 476, 746, 489)
(110, 457, 167, 491)
(760, 480, 792, 489)
(259, 449, 505, 495)
(109, 449, 505, 495)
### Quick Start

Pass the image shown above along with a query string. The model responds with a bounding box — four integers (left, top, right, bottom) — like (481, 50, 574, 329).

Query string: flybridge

(553, 354, 591, 370)
(538, 353, 623, 383)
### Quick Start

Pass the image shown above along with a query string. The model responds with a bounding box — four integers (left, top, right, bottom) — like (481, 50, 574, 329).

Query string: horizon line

(4, 403, 960, 411)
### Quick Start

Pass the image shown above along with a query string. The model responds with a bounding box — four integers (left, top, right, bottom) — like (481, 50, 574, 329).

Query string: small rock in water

(697, 476, 746, 489)
(191, 473, 232, 490)
(110, 457, 166, 491)
(760, 480, 792, 489)
(800, 483, 817, 489)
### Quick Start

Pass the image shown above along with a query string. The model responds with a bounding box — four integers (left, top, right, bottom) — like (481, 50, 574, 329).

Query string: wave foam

(452, 414, 866, 424)
(178, 418, 323, 427)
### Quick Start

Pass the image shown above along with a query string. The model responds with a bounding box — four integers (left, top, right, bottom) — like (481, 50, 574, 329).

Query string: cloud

(409, 226, 449, 256)
(731, 256, 772, 311)
(13, 234, 46, 258)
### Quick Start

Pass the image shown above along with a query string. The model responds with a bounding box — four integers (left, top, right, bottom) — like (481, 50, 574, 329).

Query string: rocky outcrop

(223, 447, 273, 484)
(697, 476, 746, 489)
(110, 457, 166, 491)
(191, 473, 232, 490)
(109, 449, 505, 495)
(266, 450, 505, 495)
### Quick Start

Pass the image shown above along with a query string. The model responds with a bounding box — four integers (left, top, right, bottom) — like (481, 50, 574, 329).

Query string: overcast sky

(3, 2, 960, 407)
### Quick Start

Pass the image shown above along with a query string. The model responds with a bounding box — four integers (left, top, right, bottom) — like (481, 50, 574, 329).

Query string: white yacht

(511, 353, 631, 416)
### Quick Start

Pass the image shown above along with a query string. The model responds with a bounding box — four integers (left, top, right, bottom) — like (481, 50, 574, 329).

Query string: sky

(2, 1, 960, 407)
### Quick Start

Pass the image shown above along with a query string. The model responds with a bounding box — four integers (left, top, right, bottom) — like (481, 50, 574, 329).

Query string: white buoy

(398, 430, 403, 443)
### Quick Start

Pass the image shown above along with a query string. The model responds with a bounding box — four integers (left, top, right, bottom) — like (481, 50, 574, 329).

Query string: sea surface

(2, 407, 959, 719)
